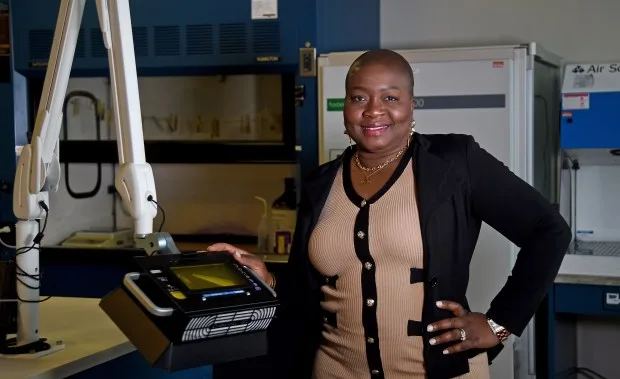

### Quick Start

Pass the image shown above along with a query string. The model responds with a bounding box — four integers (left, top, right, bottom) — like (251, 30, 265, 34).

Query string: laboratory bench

(11, 239, 290, 379)
(0, 297, 212, 379)
(541, 273, 620, 379)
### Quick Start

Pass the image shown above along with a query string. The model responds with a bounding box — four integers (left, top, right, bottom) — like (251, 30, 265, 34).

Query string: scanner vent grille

(186, 24, 214, 55)
(181, 306, 276, 342)
(219, 23, 246, 55)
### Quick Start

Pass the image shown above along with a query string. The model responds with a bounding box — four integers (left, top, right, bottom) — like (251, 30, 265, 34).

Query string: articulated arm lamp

(9, 0, 179, 356)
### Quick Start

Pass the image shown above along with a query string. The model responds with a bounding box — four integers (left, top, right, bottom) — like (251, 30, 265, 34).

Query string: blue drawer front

(561, 91, 620, 149)
(555, 283, 620, 317)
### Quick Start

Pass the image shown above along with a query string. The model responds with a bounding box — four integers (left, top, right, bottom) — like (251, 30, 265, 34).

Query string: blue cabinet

(10, 0, 380, 77)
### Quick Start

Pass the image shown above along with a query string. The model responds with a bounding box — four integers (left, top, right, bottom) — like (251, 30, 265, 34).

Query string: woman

(207, 49, 571, 379)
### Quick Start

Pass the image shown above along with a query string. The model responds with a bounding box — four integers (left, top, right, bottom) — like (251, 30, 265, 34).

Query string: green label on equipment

(327, 98, 345, 111)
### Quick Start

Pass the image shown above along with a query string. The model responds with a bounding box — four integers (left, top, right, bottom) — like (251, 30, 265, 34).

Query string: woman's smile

(360, 123, 390, 136)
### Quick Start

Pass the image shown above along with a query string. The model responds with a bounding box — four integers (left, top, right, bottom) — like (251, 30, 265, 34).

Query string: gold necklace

(354, 145, 407, 184)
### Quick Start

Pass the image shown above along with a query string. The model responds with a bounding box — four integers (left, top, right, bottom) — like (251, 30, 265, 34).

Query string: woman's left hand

(427, 300, 500, 355)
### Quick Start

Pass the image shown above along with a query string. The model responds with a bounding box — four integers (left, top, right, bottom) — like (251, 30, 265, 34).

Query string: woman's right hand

(205, 243, 272, 287)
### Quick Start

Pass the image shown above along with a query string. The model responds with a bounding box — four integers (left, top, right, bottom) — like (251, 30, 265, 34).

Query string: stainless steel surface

(567, 241, 620, 257)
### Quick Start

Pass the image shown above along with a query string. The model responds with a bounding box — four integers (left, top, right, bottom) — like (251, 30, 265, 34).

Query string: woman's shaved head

(346, 49, 414, 97)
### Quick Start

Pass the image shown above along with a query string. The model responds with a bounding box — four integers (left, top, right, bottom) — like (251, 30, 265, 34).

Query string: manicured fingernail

(443, 349, 449, 355)
(429, 338, 436, 345)
(436, 301, 443, 307)
(427, 325, 434, 332)
(235, 251, 241, 258)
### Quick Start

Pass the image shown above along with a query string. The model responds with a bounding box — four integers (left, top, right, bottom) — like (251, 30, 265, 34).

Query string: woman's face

(343, 62, 414, 155)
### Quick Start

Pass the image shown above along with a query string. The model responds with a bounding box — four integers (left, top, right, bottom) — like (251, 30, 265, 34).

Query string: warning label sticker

(562, 93, 590, 110)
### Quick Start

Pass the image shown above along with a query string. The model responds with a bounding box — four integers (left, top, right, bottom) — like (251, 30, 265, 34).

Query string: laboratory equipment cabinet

(7, 0, 380, 181)
(550, 62, 620, 379)
(558, 62, 620, 279)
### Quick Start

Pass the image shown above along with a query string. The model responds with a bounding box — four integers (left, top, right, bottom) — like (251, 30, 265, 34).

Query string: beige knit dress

(308, 154, 490, 379)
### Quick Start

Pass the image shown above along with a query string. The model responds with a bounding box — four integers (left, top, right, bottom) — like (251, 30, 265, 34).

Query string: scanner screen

(171, 263, 249, 291)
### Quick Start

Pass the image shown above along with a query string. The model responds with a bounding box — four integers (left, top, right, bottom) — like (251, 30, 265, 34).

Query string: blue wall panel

(316, 0, 381, 54)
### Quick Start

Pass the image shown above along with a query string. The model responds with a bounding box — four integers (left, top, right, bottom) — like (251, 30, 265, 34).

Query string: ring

(459, 328, 467, 341)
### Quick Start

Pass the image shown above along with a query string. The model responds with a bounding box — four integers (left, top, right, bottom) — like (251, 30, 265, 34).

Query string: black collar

(303, 133, 461, 229)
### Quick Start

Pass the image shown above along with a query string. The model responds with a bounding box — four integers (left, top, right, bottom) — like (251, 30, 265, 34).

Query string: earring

(406, 120, 416, 147)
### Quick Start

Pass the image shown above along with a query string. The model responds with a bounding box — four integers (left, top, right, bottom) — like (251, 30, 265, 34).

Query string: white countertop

(558, 253, 620, 284)
(0, 297, 134, 379)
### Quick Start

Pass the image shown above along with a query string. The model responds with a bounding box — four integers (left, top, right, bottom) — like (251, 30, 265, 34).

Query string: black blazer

(269, 133, 571, 379)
